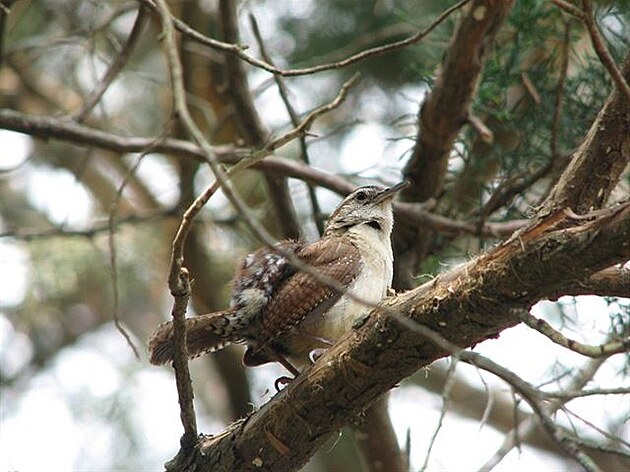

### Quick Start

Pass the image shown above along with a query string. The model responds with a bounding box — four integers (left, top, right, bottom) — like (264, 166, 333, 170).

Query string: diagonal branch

(402, 0, 514, 202)
(217, 0, 300, 240)
(396, 0, 515, 286)
(519, 311, 630, 358)
(580, 0, 630, 103)
(542, 52, 630, 214)
(170, 200, 630, 471)
(73, 6, 149, 122)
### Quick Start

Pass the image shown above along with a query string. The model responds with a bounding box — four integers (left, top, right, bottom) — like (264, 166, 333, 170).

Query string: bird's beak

(374, 180, 410, 203)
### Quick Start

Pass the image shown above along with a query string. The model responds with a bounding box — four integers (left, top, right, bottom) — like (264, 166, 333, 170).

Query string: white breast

(317, 225, 393, 340)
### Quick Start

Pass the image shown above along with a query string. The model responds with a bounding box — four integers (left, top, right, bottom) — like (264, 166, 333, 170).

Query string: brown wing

(256, 236, 361, 345)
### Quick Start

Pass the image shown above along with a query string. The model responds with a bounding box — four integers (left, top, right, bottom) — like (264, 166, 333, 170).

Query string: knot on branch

(170, 267, 191, 297)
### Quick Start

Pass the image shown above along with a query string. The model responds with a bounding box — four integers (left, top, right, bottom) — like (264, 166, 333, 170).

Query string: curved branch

(139, 0, 469, 78)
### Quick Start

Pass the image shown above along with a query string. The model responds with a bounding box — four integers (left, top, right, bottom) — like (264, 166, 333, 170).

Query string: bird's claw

(274, 375, 294, 391)
(309, 348, 328, 363)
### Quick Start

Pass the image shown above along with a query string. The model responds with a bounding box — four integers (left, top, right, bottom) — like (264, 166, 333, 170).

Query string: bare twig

(581, 0, 630, 103)
(0, 208, 178, 240)
(73, 6, 148, 122)
(461, 352, 603, 472)
(218, 0, 300, 240)
(541, 386, 630, 400)
(107, 150, 145, 360)
(153, 0, 200, 446)
(477, 357, 607, 471)
(249, 13, 324, 235)
(420, 357, 459, 472)
(139, 0, 470, 77)
(519, 311, 630, 358)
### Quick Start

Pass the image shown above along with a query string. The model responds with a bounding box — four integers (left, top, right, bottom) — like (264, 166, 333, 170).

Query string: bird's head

(324, 181, 409, 237)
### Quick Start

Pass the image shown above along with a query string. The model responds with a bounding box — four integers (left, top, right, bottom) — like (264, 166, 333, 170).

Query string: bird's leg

(264, 348, 301, 391)
(292, 329, 335, 365)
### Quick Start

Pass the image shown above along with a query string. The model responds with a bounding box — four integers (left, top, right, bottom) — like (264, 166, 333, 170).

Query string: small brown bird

(148, 182, 407, 375)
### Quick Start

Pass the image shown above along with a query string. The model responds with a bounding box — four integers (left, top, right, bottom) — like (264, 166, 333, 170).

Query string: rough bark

(541, 54, 630, 215)
(164, 201, 630, 472)
(395, 0, 515, 288)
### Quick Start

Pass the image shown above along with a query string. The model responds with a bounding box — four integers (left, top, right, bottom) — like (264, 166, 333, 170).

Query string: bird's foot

(274, 375, 294, 392)
(309, 348, 328, 363)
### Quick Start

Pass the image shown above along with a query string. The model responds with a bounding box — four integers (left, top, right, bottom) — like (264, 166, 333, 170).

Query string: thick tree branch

(542, 52, 630, 214)
(396, 0, 515, 286)
(553, 265, 630, 299)
(404, 0, 513, 200)
(167, 200, 629, 471)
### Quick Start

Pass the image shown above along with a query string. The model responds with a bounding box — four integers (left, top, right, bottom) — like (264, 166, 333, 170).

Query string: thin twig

(541, 386, 630, 399)
(519, 311, 630, 358)
(570, 436, 630, 459)
(153, 0, 200, 446)
(0, 208, 178, 240)
(477, 357, 607, 472)
(218, 0, 300, 240)
(73, 6, 148, 122)
(108, 165, 144, 360)
(139, 0, 470, 77)
(461, 352, 603, 472)
(581, 0, 630, 103)
(420, 357, 459, 472)
(561, 404, 630, 448)
(249, 13, 324, 235)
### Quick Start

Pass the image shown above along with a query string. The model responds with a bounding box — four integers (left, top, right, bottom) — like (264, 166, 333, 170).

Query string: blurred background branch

(0, 0, 628, 471)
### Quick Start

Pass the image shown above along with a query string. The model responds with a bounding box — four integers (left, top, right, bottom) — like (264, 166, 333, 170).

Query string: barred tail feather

(148, 310, 237, 365)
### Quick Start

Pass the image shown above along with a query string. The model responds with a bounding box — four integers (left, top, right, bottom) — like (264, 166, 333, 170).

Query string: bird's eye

(355, 191, 367, 201)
